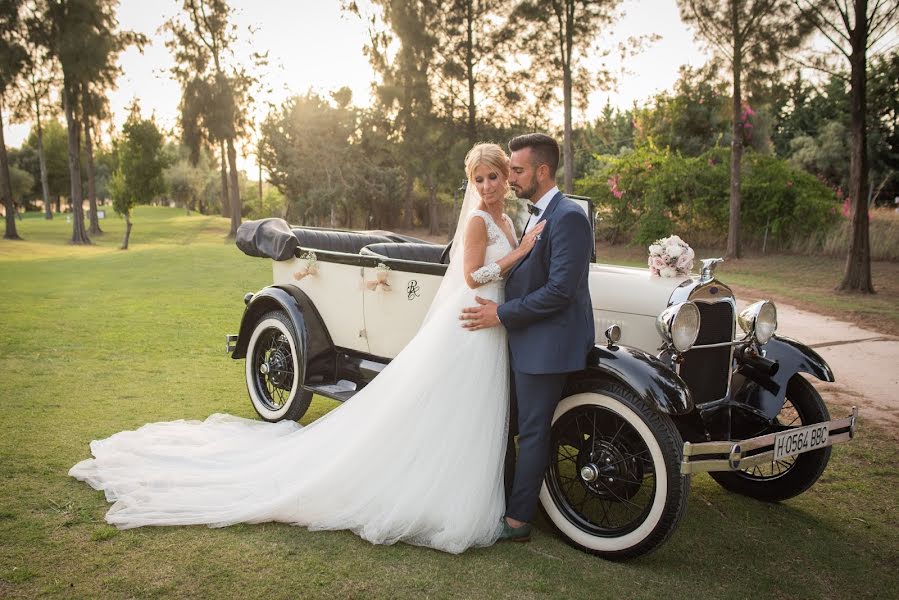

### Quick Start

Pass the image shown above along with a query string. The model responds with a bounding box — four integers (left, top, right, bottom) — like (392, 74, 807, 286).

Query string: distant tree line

(1, 0, 896, 291)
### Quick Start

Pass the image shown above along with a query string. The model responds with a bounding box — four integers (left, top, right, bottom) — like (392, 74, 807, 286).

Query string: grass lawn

(1, 207, 896, 599)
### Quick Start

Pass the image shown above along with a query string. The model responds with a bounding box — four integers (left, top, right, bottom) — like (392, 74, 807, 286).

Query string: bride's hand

(518, 221, 545, 255)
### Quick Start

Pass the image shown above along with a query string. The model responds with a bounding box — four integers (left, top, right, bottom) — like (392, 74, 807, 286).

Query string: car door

(362, 258, 445, 358)
(272, 252, 370, 354)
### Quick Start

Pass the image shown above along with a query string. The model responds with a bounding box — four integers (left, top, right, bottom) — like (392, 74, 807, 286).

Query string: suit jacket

(497, 192, 595, 375)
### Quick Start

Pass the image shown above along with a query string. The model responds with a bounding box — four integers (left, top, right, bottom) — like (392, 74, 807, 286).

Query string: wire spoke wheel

(711, 375, 832, 501)
(539, 383, 689, 560)
(245, 311, 313, 422)
(547, 405, 656, 537)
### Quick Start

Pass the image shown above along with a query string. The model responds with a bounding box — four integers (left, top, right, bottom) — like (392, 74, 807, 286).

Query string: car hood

(589, 263, 690, 318)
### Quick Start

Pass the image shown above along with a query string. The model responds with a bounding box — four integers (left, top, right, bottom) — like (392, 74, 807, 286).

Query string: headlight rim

(738, 300, 778, 344)
(656, 301, 701, 353)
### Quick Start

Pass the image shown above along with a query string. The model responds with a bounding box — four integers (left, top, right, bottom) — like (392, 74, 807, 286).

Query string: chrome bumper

(681, 407, 858, 475)
(225, 334, 238, 354)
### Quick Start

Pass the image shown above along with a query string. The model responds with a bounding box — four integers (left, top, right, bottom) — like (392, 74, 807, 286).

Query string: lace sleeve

(470, 262, 502, 284)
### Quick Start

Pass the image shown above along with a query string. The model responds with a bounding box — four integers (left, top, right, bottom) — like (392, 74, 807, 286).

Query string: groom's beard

(511, 178, 538, 201)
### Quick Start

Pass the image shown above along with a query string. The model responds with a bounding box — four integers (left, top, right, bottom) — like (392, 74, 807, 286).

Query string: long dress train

(70, 210, 513, 554)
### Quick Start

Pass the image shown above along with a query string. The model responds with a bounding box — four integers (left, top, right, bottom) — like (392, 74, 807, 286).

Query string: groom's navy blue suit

(497, 191, 595, 522)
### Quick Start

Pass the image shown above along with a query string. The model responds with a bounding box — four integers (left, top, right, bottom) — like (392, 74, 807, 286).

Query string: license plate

(773, 423, 829, 460)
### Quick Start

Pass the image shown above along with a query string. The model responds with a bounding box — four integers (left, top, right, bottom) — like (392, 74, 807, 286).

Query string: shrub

(575, 146, 840, 249)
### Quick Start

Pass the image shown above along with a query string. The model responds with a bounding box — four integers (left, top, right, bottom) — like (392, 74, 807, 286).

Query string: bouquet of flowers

(648, 235, 695, 278)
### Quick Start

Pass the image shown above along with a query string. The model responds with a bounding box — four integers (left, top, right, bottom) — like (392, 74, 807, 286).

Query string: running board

(304, 381, 358, 403)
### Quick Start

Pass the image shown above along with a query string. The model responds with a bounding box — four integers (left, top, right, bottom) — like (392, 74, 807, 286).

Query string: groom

(460, 133, 595, 542)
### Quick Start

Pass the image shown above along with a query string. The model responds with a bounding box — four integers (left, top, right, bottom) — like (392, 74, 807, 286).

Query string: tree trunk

(120, 211, 133, 250)
(83, 111, 102, 235)
(465, 0, 477, 147)
(838, 0, 874, 293)
(428, 176, 439, 236)
(34, 105, 52, 220)
(63, 86, 90, 244)
(402, 171, 414, 229)
(219, 140, 230, 219)
(0, 97, 22, 240)
(226, 137, 241, 237)
(55, 195, 61, 213)
(727, 10, 743, 259)
(562, 1, 574, 193)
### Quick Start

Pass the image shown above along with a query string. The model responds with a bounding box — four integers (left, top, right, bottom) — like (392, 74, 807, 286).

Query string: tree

(427, 0, 510, 146)
(361, 0, 442, 229)
(13, 3, 58, 220)
(634, 63, 732, 156)
(261, 92, 359, 225)
(679, 0, 812, 258)
(164, 145, 209, 214)
(794, 0, 899, 292)
(19, 119, 69, 211)
(507, 0, 624, 193)
(0, 0, 28, 239)
(40, 0, 144, 244)
(165, 0, 260, 237)
(109, 110, 167, 249)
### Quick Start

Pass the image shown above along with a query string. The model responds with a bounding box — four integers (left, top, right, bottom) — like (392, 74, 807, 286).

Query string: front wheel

(711, 375, 832, 502)
(539, 380, 689, 560)
(245, 311, 313, 422)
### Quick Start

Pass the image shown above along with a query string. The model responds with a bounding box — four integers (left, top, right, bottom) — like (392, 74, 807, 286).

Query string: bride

(70, 143, 545, 554)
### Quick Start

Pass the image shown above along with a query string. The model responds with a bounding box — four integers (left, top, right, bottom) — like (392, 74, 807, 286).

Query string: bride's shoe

(498, 518, 532, 543)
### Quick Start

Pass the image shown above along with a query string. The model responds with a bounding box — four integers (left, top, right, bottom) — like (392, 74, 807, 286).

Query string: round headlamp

(738, 300, 778, 344)
(656, 302, 701, 353)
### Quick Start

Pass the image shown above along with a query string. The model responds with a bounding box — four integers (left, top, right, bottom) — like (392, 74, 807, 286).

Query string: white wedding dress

(70, 209, 514, 554)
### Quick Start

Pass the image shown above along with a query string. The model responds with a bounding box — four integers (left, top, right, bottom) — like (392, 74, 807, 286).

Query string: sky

(6, 0, 711, 167)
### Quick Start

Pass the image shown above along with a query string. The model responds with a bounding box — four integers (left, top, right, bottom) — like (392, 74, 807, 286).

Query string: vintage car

(225, 196, 857, 560)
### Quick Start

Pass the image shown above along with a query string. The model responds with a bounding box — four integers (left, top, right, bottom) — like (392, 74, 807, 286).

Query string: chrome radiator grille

(679, 300, 734, 404)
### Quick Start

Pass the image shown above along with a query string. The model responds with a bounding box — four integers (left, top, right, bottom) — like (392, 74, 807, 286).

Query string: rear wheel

(245, 311, 313, 422)
(539, 380, 689, 560)
(711, 376, 831, 502)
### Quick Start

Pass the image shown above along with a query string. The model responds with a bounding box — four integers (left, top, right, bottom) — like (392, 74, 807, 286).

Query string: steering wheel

(439, 240, 453, 265)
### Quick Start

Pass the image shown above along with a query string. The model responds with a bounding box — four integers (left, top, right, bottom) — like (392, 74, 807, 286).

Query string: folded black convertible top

(235, 218, 298, 261)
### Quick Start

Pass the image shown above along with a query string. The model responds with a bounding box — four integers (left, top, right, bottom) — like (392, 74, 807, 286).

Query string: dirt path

(735, 294, 899, 427)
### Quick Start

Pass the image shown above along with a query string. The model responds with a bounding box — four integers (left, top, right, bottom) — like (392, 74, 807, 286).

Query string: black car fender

(232, 283, 336, 366)
(569, 344, 694, 415)
(735, 335, 835, 420)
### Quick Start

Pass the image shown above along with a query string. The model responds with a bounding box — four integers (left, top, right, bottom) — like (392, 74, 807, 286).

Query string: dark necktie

(526, 203, 541, 216)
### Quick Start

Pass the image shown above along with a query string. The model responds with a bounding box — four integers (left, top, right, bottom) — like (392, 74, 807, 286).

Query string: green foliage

(8, 164, 34, 203)
(261, 92, 407, 228)
(633, 63, 731, 157)
(0, 0, 28, 98)
(111, 114, 168, 217)
(19, 119, 70, 197)
(577, 146, 839, 248)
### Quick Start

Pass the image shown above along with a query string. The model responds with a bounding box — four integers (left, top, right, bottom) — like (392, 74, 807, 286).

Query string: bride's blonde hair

(464, 143, 509, 181)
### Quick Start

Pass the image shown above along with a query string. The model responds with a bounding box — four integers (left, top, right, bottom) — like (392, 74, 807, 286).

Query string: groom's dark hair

(509, 133, 560, 178)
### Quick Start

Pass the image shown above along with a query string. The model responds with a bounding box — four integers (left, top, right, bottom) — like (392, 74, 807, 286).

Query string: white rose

(660, 266, 677, 278)
(666, 244, 683, 258)
(649, 244, 663, 256)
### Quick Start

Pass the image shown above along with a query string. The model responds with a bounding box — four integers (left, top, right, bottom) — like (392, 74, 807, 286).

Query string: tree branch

(782, 52, 849, 81)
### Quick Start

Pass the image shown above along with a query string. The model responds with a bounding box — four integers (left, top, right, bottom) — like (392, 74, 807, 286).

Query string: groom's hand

(460, 296, 501, 330)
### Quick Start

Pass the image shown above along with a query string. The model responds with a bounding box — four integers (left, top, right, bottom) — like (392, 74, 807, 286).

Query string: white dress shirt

(524, 186, 559, 233)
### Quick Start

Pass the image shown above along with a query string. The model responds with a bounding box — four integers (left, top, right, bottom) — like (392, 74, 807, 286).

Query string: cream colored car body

(273, 256, 686, 359)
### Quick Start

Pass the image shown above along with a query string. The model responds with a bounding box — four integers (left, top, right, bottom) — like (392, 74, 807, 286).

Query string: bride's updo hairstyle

(464, 143, 509, 182)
